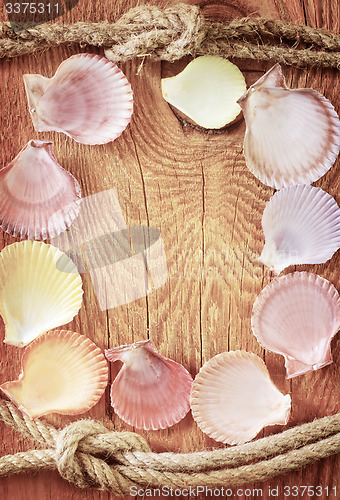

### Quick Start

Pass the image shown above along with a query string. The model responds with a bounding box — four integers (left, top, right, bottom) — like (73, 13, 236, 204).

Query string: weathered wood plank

(0, 0, 339, 498)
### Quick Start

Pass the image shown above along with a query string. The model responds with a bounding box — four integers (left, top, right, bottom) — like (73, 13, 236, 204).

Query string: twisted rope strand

(195, 39, 340, 68)
(0, 5, 339, 491)
(0, 398, 58, 446)
(116, 412, 340, 471)
(222, 17, 340, 50)
(0, 450, 55, 475)
(1, 4, 340, 67)
(112, 433, 340, 489)
(0, 401, 339, 494)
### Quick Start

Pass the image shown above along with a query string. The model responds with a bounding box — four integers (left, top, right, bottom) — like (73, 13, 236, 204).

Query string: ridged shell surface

(238, 64, 340, 188)
(105, 340, 193, 430)
(24, 53, 133, 145)
(191, 350, 291, 445)
(251, 272, 340, 378)
(0, 140, 81, 240)
(0, 241, 83, 347)
(0, 330, 108, 418)
(259, 185, 340, 274)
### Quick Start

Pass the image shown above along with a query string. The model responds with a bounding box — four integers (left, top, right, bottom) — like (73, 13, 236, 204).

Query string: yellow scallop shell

(0, 240, 83, 347)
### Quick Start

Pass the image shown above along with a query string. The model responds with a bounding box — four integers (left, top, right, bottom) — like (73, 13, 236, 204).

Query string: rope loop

(54, 420, 150, 489)
(2, 4, 340, 66)
(0, 401, 339, 492)
(55, 420, 101, 487)
(105, 4, 207, 62)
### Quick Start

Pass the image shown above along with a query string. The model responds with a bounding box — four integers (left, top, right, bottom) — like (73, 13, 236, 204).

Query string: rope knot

(55, 420, 150, 490)
(153, 4, 207, 60)
(104, 4, 207, 62)
(0, 401, 340, 493)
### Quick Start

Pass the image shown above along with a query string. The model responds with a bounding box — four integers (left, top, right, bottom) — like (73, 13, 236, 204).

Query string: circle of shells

(0, 53, 339, 445)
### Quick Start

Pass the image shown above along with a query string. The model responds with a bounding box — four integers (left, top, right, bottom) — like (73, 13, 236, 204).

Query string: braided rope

(0, 5, 340, 67)
(0, 400, 339, 494)
(0, 3, 339, 494)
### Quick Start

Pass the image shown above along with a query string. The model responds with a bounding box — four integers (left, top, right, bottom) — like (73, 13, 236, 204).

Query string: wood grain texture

(0, 0, 339, 499)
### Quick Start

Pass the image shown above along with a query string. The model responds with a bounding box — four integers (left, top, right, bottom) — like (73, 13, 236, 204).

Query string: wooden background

(0, 0, 339, 498)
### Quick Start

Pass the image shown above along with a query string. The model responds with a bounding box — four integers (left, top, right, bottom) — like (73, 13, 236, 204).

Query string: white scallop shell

(0, 140, 81, 240)
(24, 53, 133, 145)
(251, 272, 340, 378)
(259, 185, 340, 274)
(0, 241, 83, 347)
(105, 340, 193, 430)
(237, 64, 340, 188)
(162, 56, 246, 128)
(191, 350, 291, 445)
(0, 330, 108, 418)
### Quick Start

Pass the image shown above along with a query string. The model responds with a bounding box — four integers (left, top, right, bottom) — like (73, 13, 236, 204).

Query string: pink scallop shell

(251, 272, 340, 378)
(0, 140, 81, 240)
(259, 185, 340, 274)
(0, 330, 108, 419)
(191, 350, 291, 445)
(24, 53, 133, 145)
(105, 340, 193, 430)
(238, 64, 340, 189)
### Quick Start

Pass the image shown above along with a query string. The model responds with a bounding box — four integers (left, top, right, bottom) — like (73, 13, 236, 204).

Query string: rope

(0, 3, 339, 493)
(0, 400, 339, 494)
(1, 4, 340, 67)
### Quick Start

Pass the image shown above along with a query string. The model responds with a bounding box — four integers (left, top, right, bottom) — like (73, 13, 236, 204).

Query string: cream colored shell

(0, 330, 108, 418)
(162, 56, 246, 128)
(0, 241, 83, 347)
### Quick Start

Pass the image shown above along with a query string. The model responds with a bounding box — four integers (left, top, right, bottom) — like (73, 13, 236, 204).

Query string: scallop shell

(191, 350, 291, 445)
(105, 340, 193, 430)
(0, 330, 108, 418)
(259, 185, 340, 274)
(161, 56, 246, 129)
(0, 241, 83, 347)
(0, 140, 81, 240)
(251, 272, 340, 378)
(237, 64, 340, 188)
(24, 53, 133, 145)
